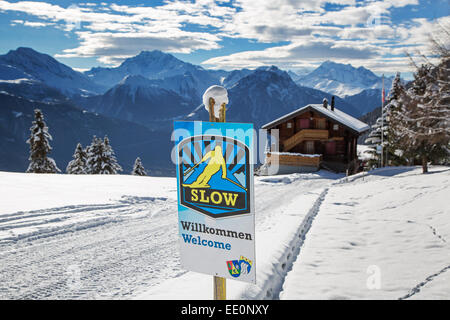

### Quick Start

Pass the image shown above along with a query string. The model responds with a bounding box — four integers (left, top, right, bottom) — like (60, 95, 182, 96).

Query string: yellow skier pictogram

(183, 146, 247, 191)
(183, 146, 226, 189)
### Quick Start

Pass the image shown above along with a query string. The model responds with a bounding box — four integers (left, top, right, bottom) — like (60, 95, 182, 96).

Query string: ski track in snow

(339, 169, 449, 300)
(279, 167, 450, 300)
(0, 172, 340, 300)
(2, 167, 446, 300)
(268, 188, 329, 300)
(0, 196, 183, 299)
(362, 218, 447, 244)
(399, 264, 450, 300)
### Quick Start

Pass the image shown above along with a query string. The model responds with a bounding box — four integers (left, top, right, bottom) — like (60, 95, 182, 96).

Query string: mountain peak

(137, 49, 165, 56)
(11, 47, 40, 55)
(298, 60, 382, 96)
(120, 50, 180, 68)
(0, 47, 101, 96)
(251, 65, 292, 82)
(317, 60, 377, 77)
(4, 47, 54, 63)
(134, 50, 170, 60)
(256, 65, 281, 72)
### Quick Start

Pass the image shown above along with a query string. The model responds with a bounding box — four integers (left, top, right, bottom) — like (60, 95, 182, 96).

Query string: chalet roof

(261, 104, 370, 134)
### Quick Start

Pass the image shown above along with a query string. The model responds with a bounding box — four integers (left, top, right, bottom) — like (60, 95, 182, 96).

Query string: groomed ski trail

(0, 197, 182, 299)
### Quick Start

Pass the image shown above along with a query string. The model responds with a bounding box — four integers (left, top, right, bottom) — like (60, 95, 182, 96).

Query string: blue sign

(174, 121, 255, 283)
(175, 121, 253, 218)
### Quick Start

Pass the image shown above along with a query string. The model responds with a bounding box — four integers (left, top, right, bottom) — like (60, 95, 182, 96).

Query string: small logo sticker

(226, 256, 253, 278)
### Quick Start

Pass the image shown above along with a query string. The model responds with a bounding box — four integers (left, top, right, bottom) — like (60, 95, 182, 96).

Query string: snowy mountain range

(186, 66, 359, 129)
(85, 50, 226, 96)
(80, 74, 194, 128)
(0, 47, 393, 174)
(0, 47, 102, 96)
(297, 61, 393, 97)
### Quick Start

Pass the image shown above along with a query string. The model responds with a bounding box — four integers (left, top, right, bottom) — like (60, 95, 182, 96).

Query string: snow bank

(281, 166, 450, 299)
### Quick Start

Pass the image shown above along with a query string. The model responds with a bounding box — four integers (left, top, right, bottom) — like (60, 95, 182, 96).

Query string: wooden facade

(265, 152, 322, 167)
(262, 104, 369, 173)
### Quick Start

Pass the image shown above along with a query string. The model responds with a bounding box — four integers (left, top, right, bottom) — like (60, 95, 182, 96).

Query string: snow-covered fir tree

(66, 143, 87, 174)
(131, 157, 147, 176)
(364, 76, 397, 167)
(85, 136, 103, 174)
(101, 136, 123, 174)
(385, 73, 408, 165)
(364, 114, 387, 167)
(26, 109, 60, 173)
(86, 136, 122, 174)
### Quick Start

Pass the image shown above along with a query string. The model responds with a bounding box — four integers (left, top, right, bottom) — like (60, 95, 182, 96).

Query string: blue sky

(0, 0, 448, 76)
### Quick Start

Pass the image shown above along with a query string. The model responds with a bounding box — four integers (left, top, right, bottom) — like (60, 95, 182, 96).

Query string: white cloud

(56, 30, 222, 65)
(0, 0, 444, 74)
(0, 0, 232, 63)
(202, 39, 382, 70)
(10, 19, 53, 28)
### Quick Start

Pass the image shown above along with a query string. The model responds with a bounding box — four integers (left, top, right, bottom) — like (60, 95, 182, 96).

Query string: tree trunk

(422, 155, 428, 174)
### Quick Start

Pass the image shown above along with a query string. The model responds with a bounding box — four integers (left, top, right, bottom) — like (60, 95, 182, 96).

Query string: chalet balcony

(281, 129, 329, 151)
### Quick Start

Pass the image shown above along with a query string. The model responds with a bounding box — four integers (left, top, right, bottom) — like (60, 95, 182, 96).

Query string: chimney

(323, 98, 328, 109)
(331, 96, 335, 111)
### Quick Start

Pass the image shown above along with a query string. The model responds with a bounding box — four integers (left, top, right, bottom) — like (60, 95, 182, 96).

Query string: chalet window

(305, 141, 315, 154)
(333, 124, 339, 131)
(298, 118, 310, 129)
(317, 119, 326, 129)
(287, 122, 293, 129)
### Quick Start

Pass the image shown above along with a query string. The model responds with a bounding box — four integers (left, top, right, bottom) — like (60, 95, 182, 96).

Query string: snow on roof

(262, 104, 370, 133)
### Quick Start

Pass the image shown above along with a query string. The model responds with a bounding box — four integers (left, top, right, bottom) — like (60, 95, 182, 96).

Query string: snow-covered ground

(0, 166, 448, 300)
(0, 170, 341, 299)
(281, 166, 450, 300)
(0, 173, 179, 299)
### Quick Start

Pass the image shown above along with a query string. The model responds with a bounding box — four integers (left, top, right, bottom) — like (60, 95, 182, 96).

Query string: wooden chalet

(260, 99, 369, 174)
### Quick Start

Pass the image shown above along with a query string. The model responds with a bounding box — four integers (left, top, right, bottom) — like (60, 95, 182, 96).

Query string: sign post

(174, 86, 256, 300)
(209, 95, 227, 300)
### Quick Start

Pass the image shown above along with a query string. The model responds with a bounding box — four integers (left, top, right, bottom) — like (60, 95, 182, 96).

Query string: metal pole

(209, 97, 227, 300)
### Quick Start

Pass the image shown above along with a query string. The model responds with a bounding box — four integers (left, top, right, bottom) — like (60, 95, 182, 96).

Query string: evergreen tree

(385, 73, 408, 165)
(101, 136, 123, 174)
(66, 143, 87, 174)
(131, 157, 147, 176)
(364, 76, 399, 167)
(85, 136, 103, 174)
(26, 109, 60, 173)
(85, 136, 122, 174)
(364, 116, 386, 167)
